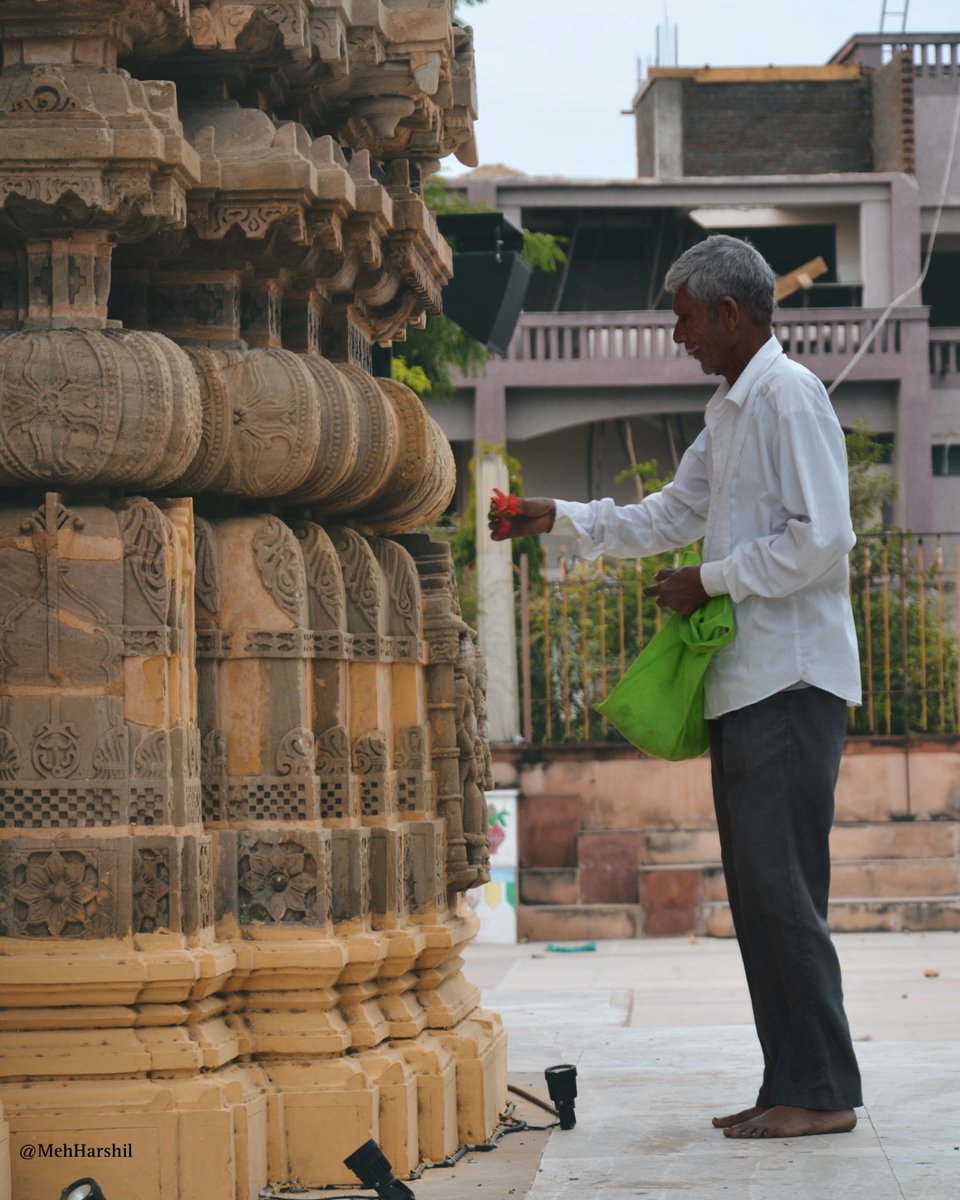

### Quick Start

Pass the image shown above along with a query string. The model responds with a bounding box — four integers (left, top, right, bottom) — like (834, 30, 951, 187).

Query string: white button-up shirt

(553, 336, 862, 718)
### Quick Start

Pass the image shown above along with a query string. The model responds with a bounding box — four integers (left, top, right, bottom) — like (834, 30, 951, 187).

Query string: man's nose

(673, 325, 683, 345)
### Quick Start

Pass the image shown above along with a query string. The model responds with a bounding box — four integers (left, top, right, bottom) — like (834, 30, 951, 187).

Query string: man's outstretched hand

(643, 566, 710, 616)
(488, 493, 556, 540)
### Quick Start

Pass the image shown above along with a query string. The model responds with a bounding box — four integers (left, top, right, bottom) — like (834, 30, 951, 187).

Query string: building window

(931, 444, 960, 476)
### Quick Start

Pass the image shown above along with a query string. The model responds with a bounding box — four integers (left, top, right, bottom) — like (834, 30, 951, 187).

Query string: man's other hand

(488, 496, 556, 540)
(643, 565, 710, 615)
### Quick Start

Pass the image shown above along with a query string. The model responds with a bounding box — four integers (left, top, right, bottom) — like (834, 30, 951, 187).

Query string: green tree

(393, 176, 566, 397)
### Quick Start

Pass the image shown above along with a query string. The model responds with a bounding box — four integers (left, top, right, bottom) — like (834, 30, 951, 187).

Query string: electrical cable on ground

(827, 65, 960, 397)
(257, 1103, 559, 1199)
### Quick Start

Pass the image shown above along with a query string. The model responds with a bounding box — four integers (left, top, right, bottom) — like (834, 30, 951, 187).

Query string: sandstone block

(638, 867, 704, 936)
(578, 831, 643, 904)
(518, 794, 581, 868)
(517, 903, 640, 942)
(519, 867, 580, 906)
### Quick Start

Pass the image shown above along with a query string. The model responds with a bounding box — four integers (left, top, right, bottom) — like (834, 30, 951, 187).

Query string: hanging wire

(828, 70, 960, 396)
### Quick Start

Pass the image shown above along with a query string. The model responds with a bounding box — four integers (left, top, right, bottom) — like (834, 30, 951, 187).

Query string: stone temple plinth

(0, 4, 503, 1198)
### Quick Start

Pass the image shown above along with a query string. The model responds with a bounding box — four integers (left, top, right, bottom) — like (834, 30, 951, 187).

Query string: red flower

(489, 488, 521, 537)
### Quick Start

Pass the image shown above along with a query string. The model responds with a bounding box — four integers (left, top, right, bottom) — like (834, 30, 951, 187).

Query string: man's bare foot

(711, 1106, 769, 1129)
(723, 1104, 857, 1139)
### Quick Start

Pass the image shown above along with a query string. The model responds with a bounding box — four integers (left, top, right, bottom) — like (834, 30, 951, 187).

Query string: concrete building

(434, 32, 960, 538)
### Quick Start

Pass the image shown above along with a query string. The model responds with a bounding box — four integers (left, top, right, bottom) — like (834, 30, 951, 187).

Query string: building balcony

(930, 327, 960, 378)
(492, 307, 939, 389)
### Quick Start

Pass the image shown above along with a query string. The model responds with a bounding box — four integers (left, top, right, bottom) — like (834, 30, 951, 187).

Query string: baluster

(560, 550, 571, 739)
(543, 564, 552, 743)
(935, 537, 947, 732)
(881, 536, 892, 735)
(918, 537, 928, 731)
(580, 561, 590, 740)
(598, 559, 607, 737)
(863, 539, 875, 733)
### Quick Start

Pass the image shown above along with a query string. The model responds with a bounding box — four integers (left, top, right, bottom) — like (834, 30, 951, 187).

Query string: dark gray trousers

(708, 686, 863, 1110)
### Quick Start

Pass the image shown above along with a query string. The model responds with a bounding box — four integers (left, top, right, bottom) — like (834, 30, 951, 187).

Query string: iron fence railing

(515, 533, 960, 745)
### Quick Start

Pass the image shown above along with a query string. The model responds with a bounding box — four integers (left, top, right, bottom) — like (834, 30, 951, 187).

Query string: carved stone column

(0, 2, 497, 1197)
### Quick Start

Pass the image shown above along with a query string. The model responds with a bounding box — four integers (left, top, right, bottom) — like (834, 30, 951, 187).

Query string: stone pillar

(474, 454, 521, 743)
(0, 3, 499, 1196)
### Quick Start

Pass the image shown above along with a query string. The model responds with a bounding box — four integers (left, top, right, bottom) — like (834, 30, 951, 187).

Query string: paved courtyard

(413, 931, 960, 1200)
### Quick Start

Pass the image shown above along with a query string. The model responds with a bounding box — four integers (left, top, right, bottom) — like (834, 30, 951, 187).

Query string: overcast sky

(448, 0, 960, 179)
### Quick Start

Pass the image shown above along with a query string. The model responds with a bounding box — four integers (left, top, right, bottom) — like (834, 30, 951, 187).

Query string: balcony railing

(833, 33, 960, 76)
(500, 308, 934, 384)
(930, 328, 960, 378)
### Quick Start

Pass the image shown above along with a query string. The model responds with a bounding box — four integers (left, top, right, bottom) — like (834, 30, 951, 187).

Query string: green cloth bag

(595, 554, 734, 760)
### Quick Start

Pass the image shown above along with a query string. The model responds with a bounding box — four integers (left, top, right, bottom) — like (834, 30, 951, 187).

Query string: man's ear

(718, 294, 740, 329)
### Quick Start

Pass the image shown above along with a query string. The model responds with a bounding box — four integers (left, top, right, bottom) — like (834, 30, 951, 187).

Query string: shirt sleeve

(553, 431, 711, 561)
(698, 398, 855, 601)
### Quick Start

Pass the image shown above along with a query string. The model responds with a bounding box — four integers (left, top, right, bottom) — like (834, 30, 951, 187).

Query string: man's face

(671, 283, 730, 377)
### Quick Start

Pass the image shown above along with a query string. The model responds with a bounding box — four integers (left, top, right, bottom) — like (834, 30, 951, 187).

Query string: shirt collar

(725, 335, 783, 407)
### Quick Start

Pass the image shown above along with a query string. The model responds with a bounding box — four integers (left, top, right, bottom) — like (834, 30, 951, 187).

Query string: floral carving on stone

(13, 849, 100, 937)
(93, 725, 128, 780)
(1, 335, 104, 479)
(133, 848, 170, 933)
(238, 840, 317, 924)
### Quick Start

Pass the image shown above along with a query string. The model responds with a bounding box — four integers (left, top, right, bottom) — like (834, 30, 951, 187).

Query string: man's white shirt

(552, 335, 863, 718)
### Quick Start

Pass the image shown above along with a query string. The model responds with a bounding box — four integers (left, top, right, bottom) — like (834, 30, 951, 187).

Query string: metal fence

(515, 533, 960, 745)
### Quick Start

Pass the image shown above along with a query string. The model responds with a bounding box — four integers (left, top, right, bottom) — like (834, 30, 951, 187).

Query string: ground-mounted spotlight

(59, 1180, 107, 1200)
(545, 1063, 578, 1130)
(343, 1139, 416, 1199)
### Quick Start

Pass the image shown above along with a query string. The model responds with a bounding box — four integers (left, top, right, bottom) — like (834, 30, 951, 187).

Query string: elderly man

(491, 234, 863, 1139)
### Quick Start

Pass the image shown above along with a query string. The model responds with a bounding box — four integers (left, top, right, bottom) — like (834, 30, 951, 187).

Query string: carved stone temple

(0, 4, 503, 1197)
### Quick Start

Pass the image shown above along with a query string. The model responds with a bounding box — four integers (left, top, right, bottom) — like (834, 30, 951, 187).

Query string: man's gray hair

(664, 234, 776, 325)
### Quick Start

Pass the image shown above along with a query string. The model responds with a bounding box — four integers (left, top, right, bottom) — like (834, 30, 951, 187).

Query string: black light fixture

(343, 1139, 416, 1199)
(59, 1181, 107, 1200)
(436, 211, 533, 356)
(545, 1063, 578, 1130)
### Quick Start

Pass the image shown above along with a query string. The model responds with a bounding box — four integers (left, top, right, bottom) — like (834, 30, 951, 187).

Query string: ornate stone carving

(316, 724, 352, 820)
(133, 847, 171, 933)
(352, 730, 390, 817)
(5, 66, 84, 115)
(0, 729, 23, 780)
(311, 365, 399, 515)
(395, 724, 428, 813)
(357, 378, 446, 531)
(119, 499, 173, 625)
(0, 330, 201, 488)
(30, 720, 81, 779)
(238, 838, 318, 924)
(7, 846, 114, 938)
(276, 726, 314, 776)
(194, 517, 222, 617)
(293, 522, 346, 633)
(252, 517, 307, 622)
(369, 537, 421, 645)
(328, 526, 381, 641)
(197, 838, 215, 930)
(287, 354, 359, 504)
(201, 348, 321, 497)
